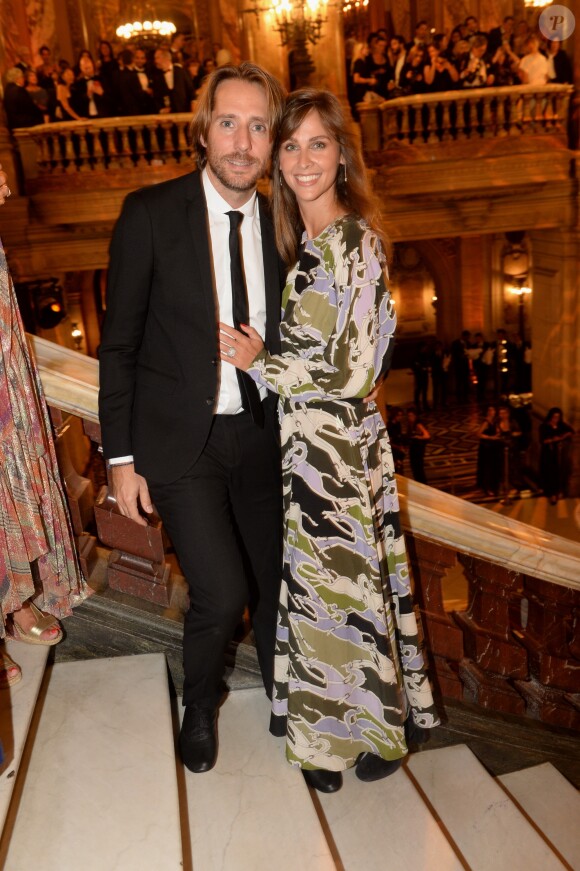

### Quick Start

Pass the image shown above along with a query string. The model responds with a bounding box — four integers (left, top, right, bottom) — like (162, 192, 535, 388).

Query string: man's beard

(206, 148, 266, 193)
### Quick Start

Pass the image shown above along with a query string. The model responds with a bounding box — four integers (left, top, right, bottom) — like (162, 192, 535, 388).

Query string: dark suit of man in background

(151, 48, 195, 113)
(118, 48, 157, 115)
(99, 63, 286, 773)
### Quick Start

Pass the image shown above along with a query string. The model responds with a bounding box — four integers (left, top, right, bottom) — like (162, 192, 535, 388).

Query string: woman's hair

(545, 406, 563, 422)
(189, 62, 286, 170)
(271, 88, 384, 266)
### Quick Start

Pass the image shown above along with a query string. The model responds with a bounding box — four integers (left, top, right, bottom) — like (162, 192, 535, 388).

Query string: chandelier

(523, 0, 547, 6)
(116, 2, 176, 42)
(342, 0, 368, 14)
(270, 0, 328, 47)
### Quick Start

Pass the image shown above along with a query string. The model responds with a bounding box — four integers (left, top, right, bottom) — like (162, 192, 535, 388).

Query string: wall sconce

(71, 322, 83, 351)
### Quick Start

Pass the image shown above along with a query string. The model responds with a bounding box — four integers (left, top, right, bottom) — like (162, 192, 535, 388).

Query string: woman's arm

(220, 230, 394, 403)
(57, 84, 83, 120)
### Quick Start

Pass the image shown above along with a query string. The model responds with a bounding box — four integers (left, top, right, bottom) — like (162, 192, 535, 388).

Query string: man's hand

(109, 463, 153, 526)
(363, 373, 386, 404)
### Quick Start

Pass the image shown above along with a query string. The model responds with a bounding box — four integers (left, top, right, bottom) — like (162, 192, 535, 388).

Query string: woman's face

(499, 408, 509, 421)
(487, 406, 496, 420)
(549, 412, 561, 426)
(63, 67, 74, 84)
(279, 109, 344, 212)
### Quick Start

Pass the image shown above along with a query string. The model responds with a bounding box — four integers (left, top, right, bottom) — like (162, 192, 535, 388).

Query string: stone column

(311, 4, 347, 99)
(529, 222, 580, 495)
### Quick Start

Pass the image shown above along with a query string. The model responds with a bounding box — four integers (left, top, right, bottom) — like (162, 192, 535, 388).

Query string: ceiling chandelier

(270, 0, 329, 47)
(116, 3, 176, 42)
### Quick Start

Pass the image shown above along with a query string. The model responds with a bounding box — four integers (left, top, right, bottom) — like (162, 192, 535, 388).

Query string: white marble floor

(180, 688, 335, 871)
(499, 763, 580, 871)
(2, 653, 182, 871)
(407, 744, 567, 871)
(0, 641, 48, 834)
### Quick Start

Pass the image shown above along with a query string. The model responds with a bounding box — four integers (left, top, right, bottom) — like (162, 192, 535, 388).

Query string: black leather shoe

(179, 704, 218, 773)
(355, 753, 403, 782)
(302, 768, 343, 793)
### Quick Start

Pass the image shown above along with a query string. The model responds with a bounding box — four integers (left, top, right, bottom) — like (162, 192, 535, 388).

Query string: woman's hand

(0, 165, 12, 204)
(219, 322, 264, 372)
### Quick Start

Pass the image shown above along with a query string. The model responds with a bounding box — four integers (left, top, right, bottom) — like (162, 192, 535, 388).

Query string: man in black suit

(488, 16, 515, 56)
(118, 48, 156, 115)
(99, 63, 286, 773)
(151, 47, 195, 113)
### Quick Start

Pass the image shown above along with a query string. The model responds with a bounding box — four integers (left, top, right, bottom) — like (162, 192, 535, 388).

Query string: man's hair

(416, 20, 428, 30)
(471, 35, 488, 49)
(39, 44, 50, 54)
(119, 48, 133, 66)
(6, 67, 24, 84)
(503, 16, 514, 23)
(189, 62, 286, 169)
(465, 16, 477, 25)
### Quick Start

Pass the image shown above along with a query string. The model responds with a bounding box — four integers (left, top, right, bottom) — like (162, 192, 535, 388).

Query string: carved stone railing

(30, 337, 580, 731)
(13, 113, 194, 183)
(358, 83, 574, 152)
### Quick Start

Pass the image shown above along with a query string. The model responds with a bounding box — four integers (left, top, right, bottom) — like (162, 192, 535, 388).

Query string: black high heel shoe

(355, 753, 403, 782)
(302, 768, 343, 793)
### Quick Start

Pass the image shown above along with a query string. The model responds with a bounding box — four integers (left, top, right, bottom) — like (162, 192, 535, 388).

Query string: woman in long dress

(539, 407, 574, 505)
(0, 168, 87, 689)
(219, 90, 438, 793)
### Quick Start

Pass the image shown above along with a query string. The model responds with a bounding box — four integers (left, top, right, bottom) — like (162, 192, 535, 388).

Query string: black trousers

(149, 405, 282, 709)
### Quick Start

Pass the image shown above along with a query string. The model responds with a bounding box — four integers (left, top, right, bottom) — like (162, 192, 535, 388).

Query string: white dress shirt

(202, 168, 267, 413)
(107, 169, 267, 466)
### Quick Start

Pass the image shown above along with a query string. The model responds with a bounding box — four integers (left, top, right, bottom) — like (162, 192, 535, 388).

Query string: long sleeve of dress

(248, 222, 394, 403)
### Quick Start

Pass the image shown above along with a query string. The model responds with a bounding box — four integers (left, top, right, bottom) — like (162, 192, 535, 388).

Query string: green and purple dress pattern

(249, 215, 438, 770)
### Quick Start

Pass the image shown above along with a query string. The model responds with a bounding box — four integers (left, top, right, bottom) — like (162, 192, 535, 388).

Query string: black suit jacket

(99, 171, 284, 484)
(151, 65, 194, 113)
(118, 68, 156, 115)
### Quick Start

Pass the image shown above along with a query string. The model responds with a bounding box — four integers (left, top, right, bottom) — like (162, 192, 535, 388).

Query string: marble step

(2, 653, 182, 871)
(181, 687, 335, 870)
(407, 744, 567, 871)
(317, 762, 465, 870)
(499, 763, 580, 870)
(0, 641, 49, 835)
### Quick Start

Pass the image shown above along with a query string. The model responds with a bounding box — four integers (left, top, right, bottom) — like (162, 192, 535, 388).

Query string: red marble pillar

(454, 554, 528, 715)
(84, 420, 173, 607)
(405, 534, 464, 700)
(513, 577, 580, 729)
(49, 405, 97, 580)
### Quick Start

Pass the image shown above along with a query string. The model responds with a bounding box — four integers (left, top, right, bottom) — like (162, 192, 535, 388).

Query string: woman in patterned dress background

(219, 90, 439, 793)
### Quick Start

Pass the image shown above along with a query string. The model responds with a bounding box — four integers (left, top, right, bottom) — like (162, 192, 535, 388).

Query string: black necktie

(227, 211, 264, 427)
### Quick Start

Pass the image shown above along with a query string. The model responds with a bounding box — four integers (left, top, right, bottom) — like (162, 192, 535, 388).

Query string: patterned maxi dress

(0, 238, 87, 636)
(249, 215, 439, 771)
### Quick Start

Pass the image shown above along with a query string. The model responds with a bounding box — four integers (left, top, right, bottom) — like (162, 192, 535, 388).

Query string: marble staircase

(1, 653, 578, 871)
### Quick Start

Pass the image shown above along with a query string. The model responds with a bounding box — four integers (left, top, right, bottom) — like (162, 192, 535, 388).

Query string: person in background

(70, 53, 111, 117)
(152, 48, 195, 112)
(387, 406, 406, 474)
(406, 406, 430, 484)
(497, 404, 522, 494)
(488, 16, 515, 56)
(431, 340, 450, 409)
(476, 405, 501, 496)
(518, 35, 549, 85)
(35, 44, 58, 91)
(412, 342, 431, 412)
(55, 67, 83, 121)
(24, 70, 50, 121)
(96, 40, 120, 111)
(3, 68, 45, 130)
(539, 407, 574, 505)
(0, 165, 87, 690)
(545, 41, 573, 84)
(424, 41, 459, 91)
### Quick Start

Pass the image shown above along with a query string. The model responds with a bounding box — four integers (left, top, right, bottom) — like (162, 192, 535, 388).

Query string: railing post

(83, 420, 174, 606)
(455, 554, 528, 715)
(406, 534, 465, 700)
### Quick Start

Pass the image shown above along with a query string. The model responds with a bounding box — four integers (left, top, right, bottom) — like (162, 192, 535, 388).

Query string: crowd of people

(346, 14, 573, 114)
(3, 35, 232, 131)
(410, 328, 532, 413)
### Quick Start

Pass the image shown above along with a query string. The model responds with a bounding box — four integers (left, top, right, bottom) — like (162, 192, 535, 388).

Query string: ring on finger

(5, 187, 11, 198)
(227, 346, 236, 358)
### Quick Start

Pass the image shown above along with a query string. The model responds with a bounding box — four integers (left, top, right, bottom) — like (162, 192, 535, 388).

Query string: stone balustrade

(13, 113, 194, 185)
(358, 83, 574, 152)
(29, 335, 580, 731)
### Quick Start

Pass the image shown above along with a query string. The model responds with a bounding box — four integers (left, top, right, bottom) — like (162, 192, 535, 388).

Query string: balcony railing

(13, 113, 194, 184)
(358, 83, 574, 152)
(29, 336, 580, 732)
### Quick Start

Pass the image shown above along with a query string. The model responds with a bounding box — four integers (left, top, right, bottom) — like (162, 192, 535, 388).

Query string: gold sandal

(10, 602, 63, 647)
(0, 649, 22, 688)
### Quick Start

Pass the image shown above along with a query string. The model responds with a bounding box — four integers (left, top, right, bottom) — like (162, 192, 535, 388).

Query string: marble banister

(358, 83, 574, 152)
(28, 337, 580, 729)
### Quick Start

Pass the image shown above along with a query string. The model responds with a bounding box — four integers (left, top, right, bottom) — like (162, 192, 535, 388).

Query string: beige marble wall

(529, 226, 580, 494)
